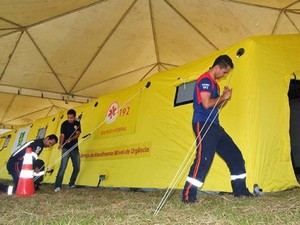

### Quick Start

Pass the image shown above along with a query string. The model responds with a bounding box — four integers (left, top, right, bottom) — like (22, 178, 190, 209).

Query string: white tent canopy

(0, 0, 300, 128)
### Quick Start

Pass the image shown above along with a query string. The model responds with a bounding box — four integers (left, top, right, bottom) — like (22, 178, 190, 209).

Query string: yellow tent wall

(0, 34, 299, 192)
(0, 130, 17, 180)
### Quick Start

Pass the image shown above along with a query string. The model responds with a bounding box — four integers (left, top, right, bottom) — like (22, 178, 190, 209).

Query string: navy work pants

(183, 122, 250, 201)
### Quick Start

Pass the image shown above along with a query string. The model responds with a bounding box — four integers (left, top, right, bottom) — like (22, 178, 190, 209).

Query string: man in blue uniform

(182, 55, 252, 203)
(0, 134, 58, 194)
(54, 109, 81, 192)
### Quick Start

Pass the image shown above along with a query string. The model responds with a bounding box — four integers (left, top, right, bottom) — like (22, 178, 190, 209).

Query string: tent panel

(3, 97, 83, 127)
(0, 30, 18, 37)
(233, 0, 298, 8)
(0, 93, 14, 122)
(29, 0, 135, 92)
(43, 107, 61, 119)
(225, 2, 281, 35)
(288, 2, 300, 9)
(75, 65, 159, 97)
(2, 96, 53, 124)
(0, 32, 65, 93)
(0, 0, 102, 26)
(0, 19, 19, 29)
(152, 0, 217, 65)
(3, 109, 51, 127)
(286, 11, 300, 31)
(169, 0, 280, 49)
(159, 63, 178, 71)
(48, 99, 83, 110)
(274, 13, 300, 34)
(0, 32, 21, 75)
(74, 0, 157, 92)
(0, 93, 84, 127)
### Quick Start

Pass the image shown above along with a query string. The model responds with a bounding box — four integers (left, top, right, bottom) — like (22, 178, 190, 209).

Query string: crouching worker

(33, 159, 46, 190)
(0, 134, 58, 195)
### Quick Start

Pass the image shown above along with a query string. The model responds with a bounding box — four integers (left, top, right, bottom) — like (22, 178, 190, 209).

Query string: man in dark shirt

(54, 109, 81, 192)
(0, 134, 58, 194)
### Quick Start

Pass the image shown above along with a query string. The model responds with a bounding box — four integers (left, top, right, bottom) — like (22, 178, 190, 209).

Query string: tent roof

(0, 0, 300, 128)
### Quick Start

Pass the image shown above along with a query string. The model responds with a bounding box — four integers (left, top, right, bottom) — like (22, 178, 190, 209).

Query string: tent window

(289, 79, 300, 182)
(174, 80, 195, 107)
(1, 135, 11, 151)
(36, 127, 47, 139)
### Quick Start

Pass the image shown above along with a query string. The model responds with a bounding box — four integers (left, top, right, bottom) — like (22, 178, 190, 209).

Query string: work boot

(182, 182, 197, 203)
(231, 179, 253, 197)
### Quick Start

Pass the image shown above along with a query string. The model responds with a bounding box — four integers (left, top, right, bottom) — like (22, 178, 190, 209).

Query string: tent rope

(34, 82, 151, 183)
(154, 98, 227, 215)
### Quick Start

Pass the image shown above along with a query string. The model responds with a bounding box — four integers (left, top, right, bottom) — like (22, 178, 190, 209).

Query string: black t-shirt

(9, 139, 45, 163)
(60, 120, 81, 150)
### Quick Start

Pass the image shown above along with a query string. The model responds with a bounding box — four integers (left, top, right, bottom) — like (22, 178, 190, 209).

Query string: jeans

(54, 148, 80, 188)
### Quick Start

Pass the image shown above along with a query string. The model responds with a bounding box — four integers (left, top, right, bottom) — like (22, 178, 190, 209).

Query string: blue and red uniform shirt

(8, 139, 45, 163)
(192, 72, 220, 124)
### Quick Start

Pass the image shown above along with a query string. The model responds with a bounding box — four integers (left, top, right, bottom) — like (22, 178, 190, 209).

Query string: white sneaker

(7, 186, 13, 195)
(54, 187, 61, 192)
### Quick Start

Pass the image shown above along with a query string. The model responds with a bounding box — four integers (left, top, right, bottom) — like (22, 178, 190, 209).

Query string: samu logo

(202, 83, 210, 90)
(105, 102, 119, 124)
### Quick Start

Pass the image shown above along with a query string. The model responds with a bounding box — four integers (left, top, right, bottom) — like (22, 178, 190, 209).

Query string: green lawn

(0, 183, 299, 225)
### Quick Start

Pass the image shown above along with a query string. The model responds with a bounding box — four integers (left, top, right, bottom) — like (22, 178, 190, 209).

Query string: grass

(0, 181, 299, 225)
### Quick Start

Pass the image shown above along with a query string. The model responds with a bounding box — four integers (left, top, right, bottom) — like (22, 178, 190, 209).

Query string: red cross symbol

(108, 105, 117, 119)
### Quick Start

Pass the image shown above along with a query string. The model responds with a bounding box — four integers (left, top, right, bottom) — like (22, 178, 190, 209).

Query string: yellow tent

(1, 0, 300, 129)
(0, 34, 299, 192)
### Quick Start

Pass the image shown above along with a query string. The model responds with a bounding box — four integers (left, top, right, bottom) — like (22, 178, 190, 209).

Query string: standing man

(54, 109, 81, 192)
(0, 134, 58, 194)
(182, 55, 252, 203)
